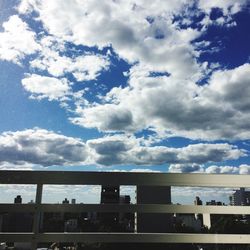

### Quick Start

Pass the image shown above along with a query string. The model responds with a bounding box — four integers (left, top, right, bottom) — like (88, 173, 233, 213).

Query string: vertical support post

(203, 213, 211, 229)
(32, 184, 43, 250)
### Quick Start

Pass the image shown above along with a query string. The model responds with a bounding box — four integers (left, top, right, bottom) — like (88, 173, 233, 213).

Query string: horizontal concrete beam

(0, 170, 250, 187)
(0, 204, 250, 214)
(1, 233, 250, 244)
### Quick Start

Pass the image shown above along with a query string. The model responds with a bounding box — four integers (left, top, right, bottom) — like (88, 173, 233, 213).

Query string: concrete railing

(0, 170, 250, 247)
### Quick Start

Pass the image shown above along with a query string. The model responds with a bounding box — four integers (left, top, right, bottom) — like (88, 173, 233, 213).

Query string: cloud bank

(0, 128, 246, 169)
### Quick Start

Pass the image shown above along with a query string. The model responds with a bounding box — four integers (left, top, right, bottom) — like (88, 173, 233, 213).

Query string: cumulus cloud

(73, 63, 250, 140)
(0, 129, 245, 169)
(104, 168, 161, 173)
(0, 128, 87, 167)
(198, 0, 248, 15)
(22, 74, 71, 101)
(87, 135, 245, 166)
(0, 15, 40, 64)
(169, 164, 204, 173)
(2, 0, 246, 142)
(206, 63, 250, 112)
(169, 164, 250, 174)
(205, 165, 239, 174)
(0, 162, 38, 171)
(16, 0, 247, 79)
(71, 105, 135, 133)
(30, 38, 110, 81)
(17, 0, 204, 80)
(0, 2, 249, 173)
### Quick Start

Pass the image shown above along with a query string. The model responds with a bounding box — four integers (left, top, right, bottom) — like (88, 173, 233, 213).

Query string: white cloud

(171, 186, 234, 204)
(103, 168, 161, 173)
(30, 37, 110, 81)
(0, 15, 40, 64)
(238, 164, 250, 174)
(205, 63, 250, 112)
(198, 0, 248, 15)
(73, 63, 250, 140)
(16, 0, 247, 80)
(87, 135, 245, 166)
(0, 184, 101, 204)
(6, 0, 247, 142)
(205, 165, 239, 174)
(0, 162, 38, 171)
(0, 129, 245, 168)
(17, 0, 204, 80)
(42, 185, 101, 203)
(169, 164, 250, 175)
(0, 128, 87, 167)
(22, 74, 71, 101)
(71, 54, 110, 81)
(169, 164, 204, 173)
(71, 104, 135, 132)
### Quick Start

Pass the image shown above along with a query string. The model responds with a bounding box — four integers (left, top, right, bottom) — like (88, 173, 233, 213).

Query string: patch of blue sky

(149, 71, 170, 77)
(209, 7, 224, 20)
(64, 44, 101, 58)
(93, 52, 131, 90)
(146, 16, 155, 24)
(37, 164, 100, 172)
(156, 137, 198, 148)
(0, 0, 19, 25)
(21, 13, 45, 36)
(0, 60, 101, 140)
(172, 1, 205, 30)
(154, 29, 165, 40)
(63, 44, 131, 93)
(196, 10, 250, 69)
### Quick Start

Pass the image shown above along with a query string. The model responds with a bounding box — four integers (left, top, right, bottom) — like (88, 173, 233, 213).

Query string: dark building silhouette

(14, 195, 22, 204)
(99, 186, 120, 229)
(194, 196, 202, 205)
(206, 200, 224, 205)
(62, 198, 70, 204)
(101, 186, 120, 204)
(136, 186, 172, 233)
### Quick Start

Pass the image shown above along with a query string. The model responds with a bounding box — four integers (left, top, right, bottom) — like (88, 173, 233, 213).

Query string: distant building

(206, 200, 224, 206)
(62, 198, 70, 204)
(194, 196, 202, 205)
(229, 188, 250, 206)
(71, 199, 76, 204)
(99, 186, 120, 228)
(14, 195, 22, 204)
(136, 186, 172, 233)
(101, 186, 120, 204)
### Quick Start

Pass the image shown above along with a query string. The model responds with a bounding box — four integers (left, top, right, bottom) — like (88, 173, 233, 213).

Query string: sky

(0, 0, 250, 204)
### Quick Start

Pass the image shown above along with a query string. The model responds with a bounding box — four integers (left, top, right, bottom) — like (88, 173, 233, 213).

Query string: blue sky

(0, 0, 250, 203)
